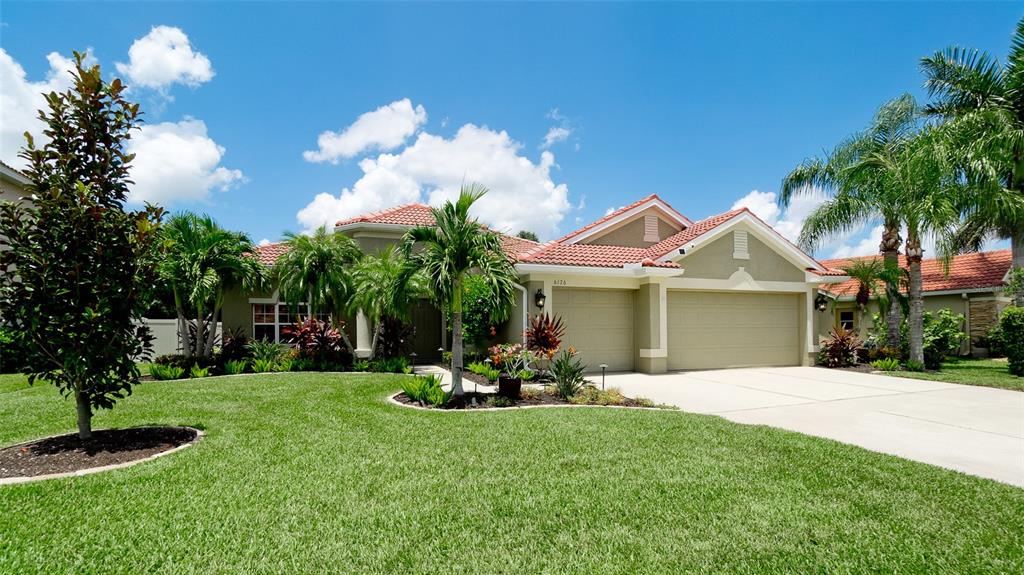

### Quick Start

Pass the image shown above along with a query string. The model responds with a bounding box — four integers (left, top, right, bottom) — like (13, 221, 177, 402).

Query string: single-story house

(231, 194, 1012, 372)
(816, 250, 1013, 355)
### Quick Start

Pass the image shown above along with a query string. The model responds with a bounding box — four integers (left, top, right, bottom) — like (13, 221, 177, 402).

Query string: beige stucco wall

(584, 207, 681, 248)
(347, 232, 403, 255)
(680, 224, 806, 282)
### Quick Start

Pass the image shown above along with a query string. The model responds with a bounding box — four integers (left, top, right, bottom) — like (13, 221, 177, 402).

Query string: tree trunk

(335, 316, 356, 357)
(450, 276, 464, 396)
(204, 306, 219, 356)
(369, 320, 380, 360)
(1013, 230, 1024, 307)
(174, 288, 191, 358)
(880, 224, 902, 349)
(76, 389, 92, 440)
(906, 236, 925, 366)
(195, 307, 205, 357)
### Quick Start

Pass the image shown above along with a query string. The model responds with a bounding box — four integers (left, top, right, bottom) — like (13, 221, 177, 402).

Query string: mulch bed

(0, 426, 198, 479)
(394, 388, 657, 410)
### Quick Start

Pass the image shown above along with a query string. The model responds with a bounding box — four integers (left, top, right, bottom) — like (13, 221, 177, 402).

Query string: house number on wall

(552, 279, 568, 286)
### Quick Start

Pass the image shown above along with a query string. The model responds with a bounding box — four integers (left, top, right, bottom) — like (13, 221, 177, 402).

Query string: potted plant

(488, 343, 535, 399)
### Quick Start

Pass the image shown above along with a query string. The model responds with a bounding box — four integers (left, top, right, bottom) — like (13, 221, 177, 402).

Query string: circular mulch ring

(0, 426, 201, 485)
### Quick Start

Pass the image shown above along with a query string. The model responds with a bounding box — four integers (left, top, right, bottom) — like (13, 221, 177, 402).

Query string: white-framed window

(252, 303, 329, 343)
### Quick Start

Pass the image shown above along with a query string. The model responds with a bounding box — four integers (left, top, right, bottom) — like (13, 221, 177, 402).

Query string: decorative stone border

(0, 426, 204, 486)
(386, 392, 672, 413)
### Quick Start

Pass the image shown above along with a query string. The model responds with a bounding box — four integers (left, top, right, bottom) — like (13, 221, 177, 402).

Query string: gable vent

(643, 215, 660, 242)
(733, 230, 750, 260)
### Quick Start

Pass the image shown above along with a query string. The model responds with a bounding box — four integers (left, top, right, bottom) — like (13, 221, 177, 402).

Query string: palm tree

(272, 226, 362, 350)
(839, 258, 885, 338)
(921, 18, 1024, 298)
(401, 184, 519, 396)
(160, 212, 264, 357)
(781, 94, 920, 348)
(350, 245, 427, 359)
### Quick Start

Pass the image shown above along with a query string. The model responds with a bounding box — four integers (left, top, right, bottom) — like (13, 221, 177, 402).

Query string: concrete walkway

(602, 367, 1024, 487)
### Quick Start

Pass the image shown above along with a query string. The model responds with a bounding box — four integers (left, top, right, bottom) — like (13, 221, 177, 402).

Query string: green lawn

(1, 373, 1022, 573)
(885, 358, 1023, 392)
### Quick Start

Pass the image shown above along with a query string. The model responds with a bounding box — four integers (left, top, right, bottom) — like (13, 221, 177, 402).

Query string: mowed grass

(886, 358, 1023, 392)
(1, 373, 1022, 574)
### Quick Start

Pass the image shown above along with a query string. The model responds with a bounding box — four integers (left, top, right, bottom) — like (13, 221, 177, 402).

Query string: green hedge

(1000, 307, 1024, 377)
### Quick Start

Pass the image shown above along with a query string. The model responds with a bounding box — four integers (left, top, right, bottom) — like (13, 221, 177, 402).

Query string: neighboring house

(231, 194, 851, 373)
(0, 161, 31, 206)
(816, 250, 1013, 355)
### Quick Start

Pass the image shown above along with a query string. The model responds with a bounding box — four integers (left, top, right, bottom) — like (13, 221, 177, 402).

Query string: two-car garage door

(667, 291, 800, 370)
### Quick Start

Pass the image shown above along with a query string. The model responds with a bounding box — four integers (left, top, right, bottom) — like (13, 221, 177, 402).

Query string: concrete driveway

(603, 367, 1024, 487)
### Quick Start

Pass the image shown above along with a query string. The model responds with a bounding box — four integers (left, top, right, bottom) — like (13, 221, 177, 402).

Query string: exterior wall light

(815, 294, 829, 312)
(534, 289, 546, 309)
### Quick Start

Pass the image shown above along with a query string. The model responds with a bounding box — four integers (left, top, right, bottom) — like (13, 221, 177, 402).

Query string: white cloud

(115, 26, 213, 90)
(828, 225, 887, 259)
(258, 238, 271, 247)
(303, 98, 427, 164)
(297, 122, 571, 239)
(541, 126, 571, 149)
(540, 108, 574, 150)
(0, 49, 89, 167)
(604, 205, 623, 216)
(731, 188, 830, 243)
(127, 119, 244, 204)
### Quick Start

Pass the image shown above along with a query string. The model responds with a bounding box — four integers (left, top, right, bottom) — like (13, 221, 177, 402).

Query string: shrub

(467, 361, 489, 376)
(275, 358, 293, 372)
(224, 360, 247, 375)
(442, 351, 453, 365)
(870, 358, 901, 371)
(519, 369, 536, 381)
(217, 327, 251, 366)
(448, 275, 502, 350)
(425, 382, 454, 407)
(290, 358, 314, 372)
(550, 349, 587, 399)
(0, 327, 22, 373)
(1000, 307, 1024, 376)
(569, 387, 625, 406)
(817, 328, 861, 368)
(352, 360, 370, 372)
(150, 364, 186, 381)
(154, 354, 215, 371)
(287, 318, 349, 367)
(905, 359, 926, 372)
(483, 367, 500, 383)
(525, 314, 565, 358)
(983, 323, 1006, 358)
(189, 365, 210, 378)
(918, 309, 966, 369)
(866, 346, 901, 362)
(375, 317, 415, 359)
(251, 358, 276, 373)
(519, 386, 542, 400)
(402, 374, 447, 406)
(488, 343, 534, 375)
(248, 339, 287, 364)
(370, 356, 409, 374)
(485, 395, 514, 408)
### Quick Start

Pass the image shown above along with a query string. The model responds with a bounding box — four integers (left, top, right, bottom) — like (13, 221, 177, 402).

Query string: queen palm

(272, 226, 362, 350)
(781, 94, 919, 348)
(160, 212, 264, 357)
(921, 18, 1024, 293)
(839, 258, 885, 338)
(401, 184, 518, 396)
(350, 245, 427, 359)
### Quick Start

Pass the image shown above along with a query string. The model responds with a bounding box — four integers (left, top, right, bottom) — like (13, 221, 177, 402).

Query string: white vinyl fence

(139, 318, 222, 359)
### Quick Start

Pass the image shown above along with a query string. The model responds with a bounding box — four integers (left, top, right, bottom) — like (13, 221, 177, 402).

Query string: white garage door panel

(557, 288, 634, 372)
(668, 291, 799, 370)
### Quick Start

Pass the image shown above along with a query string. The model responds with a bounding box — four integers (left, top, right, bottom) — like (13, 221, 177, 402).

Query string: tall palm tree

(781, 94, 920, 348)
(401, 184, 519, 396)
(160, 212, 264, 357)
(272, 226, 362, 350)
(350, 245, 427, 359)
(921, 18, 1024, 298)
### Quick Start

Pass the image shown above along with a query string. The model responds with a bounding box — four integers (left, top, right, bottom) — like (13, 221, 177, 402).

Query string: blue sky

(0, 2, 1018, 256)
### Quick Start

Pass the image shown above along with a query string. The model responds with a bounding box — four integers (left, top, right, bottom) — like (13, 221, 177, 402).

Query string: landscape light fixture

(599, 363, 608, 391)
(534, 289, 546, 309)
(815, 293, 829, 312)
(410, 351, 417, 374)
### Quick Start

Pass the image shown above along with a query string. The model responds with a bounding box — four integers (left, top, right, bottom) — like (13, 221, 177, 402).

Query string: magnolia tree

(0, 53, 163, 439)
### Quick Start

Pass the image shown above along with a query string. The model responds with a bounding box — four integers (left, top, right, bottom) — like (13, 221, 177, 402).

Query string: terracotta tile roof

(819, 249, 1012, 296)
(520, 243, 680, 268)
(334, 203, 436, 228)
(253, 241, 290, 266)
(553, 194, 692, 244)
(643, 208, 747, 259)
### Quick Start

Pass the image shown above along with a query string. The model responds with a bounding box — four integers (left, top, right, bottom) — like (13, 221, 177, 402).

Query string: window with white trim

(643, 215, 660, 243)
(838, 310, 855, 331)
(252, 303, 329, 343)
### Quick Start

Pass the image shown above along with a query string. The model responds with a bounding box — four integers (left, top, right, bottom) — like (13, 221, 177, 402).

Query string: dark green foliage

(818, 328, 862, 368)
(870, 358, 901, 371)
(401, 374, 449, 406)
(218, 327, 251, 364)
(905, 359, 926, 372)
(999, 307, 1024, 376)
(525, 314, 565, 357)
(247, 339, 287, 364)
(550, 349, 587, 399)
(223, 360, 248, 375)
(448, 274, 501, 348)
(515, 230, 539, 242)
(984, 323, 1006, 358)
(485, 395, 514, 408)
(0, 327, 23, 373)
(149, 364, 187, 381)
(375, 316, 414, 359)
(899, 309, 966, 369)
(352, 360, 370, 372)
(251, 359, 276, 373)
(154, 354, 215, 372)
(0, 52, 163, 438)
(369, 356, 410, 374)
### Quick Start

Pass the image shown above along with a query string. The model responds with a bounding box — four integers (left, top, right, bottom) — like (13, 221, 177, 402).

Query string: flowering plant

(488, 343, 535, 377)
